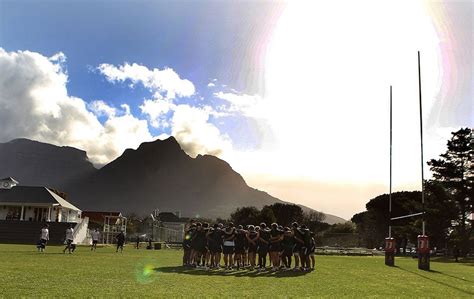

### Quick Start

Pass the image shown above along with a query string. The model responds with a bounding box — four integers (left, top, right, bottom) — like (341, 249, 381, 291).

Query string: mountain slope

(0, 137, 346, 223)
(67, 137, 281, 218)
(0, 138, 96, 188)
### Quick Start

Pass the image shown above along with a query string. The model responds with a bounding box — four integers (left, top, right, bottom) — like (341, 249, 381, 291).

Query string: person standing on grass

(38, 224, 49, 252)
(453, 245, 460, 262)
(309, 231, 316, 270)
(242, 226, 249, 268)
(202, 223, 211, 269)
(63, 225, 74, 254)
(257, 223, 270, 271)
(207, 224, 223, 269)
(234, 225, 246, 270)
(292, 222, 305, 271)
(269, 223, 283, 271)
(115, 230, 125, 253)
(300, 224, 311, 271)
(91, 228, 100, 251)
(246, 225, 259, 270)
(190, 223, 207, 268)
(222, 223, 236, 270)
(183, 224, 195, 266)
(280, 227, 294, 269)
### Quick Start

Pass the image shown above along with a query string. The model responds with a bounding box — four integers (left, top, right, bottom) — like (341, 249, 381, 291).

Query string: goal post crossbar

(390, 212, 425, 221)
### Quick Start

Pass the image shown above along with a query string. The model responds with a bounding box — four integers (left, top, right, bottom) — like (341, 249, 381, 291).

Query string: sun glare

(230, 1, 445, 188)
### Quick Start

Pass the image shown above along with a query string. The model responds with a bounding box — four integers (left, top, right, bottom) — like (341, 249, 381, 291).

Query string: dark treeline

(229, 203, 326, 230)
(352, 128, 473, 255)
(228, 203, 356, 242)
(125, 202, 356, 243)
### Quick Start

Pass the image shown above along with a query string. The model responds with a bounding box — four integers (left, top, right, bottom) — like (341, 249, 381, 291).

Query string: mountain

(0, 138, 96, 188)
(66, 137, 283, 218)
(0, 138, 346, 223)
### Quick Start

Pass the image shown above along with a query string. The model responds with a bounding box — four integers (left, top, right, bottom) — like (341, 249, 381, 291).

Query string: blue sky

(0, 0, 282, 147)
(0, 0, 471, 219)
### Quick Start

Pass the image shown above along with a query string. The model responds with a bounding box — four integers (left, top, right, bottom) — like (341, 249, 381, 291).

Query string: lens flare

(135, 259, 158, 284)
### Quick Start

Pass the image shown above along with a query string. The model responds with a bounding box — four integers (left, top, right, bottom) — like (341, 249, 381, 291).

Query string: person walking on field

(116, 230, 125, 253)
(63, 225, 75, 254)
(135, 235, 140, 249)
(91, 228, 100, 251)
(38, 224, 49, 252)
(453, 245, 460, 262)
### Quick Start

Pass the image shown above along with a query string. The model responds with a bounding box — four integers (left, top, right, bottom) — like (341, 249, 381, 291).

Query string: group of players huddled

(183, 220, 316, 271)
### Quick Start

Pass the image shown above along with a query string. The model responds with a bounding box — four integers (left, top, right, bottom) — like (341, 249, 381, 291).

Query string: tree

(265, 203, 304, 226)
(428, 127, 473, 253)
(351, 211, 378, 248)
(351, 191, 448, 250)
(352, 128, 472, 251)
(257, 206, 276, 225)
(423, 181, 458, 248)
(303, 211, 330, 233)
(230, 206, 260, 225)
(326, 222, 356, 234)
(304, 210, 326, 223)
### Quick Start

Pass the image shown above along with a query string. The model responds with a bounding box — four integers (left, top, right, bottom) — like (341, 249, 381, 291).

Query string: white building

(0, 177, 81, 223)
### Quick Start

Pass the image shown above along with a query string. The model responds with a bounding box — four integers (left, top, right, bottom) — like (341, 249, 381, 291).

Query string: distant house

(0, 177, 81, 223)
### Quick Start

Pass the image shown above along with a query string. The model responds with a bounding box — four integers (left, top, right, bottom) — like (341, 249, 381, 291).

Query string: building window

(6, 207, 21, 220)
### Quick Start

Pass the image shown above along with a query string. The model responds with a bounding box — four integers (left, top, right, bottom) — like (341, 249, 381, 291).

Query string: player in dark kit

(191, 223, 208, 269)
(242, 226, 249, 267)
(183, 223, 195, 266)
(269, 223, 283, 271)
(233, 225, 246, 270)
(300, 224, 311, 271)
(280, 227, 294, 269)
(207, 224, 223, 269)
(246, 225, 259, 270)
(222, 223, 236, 270)
(309, 231, 316, 270)
(292, 222, 305, 271)
(202, 223, 211, 269)
(257, 223, 270, 271)
(115, 231, 125, 253)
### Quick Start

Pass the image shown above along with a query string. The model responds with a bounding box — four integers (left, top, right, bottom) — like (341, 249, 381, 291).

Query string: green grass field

(0, 244, 472, 298)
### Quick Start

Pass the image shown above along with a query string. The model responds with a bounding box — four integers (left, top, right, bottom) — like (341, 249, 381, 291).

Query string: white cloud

(213, 91, 264, 117)
(98, 62, 233, 158)
(0, 48, 154, 165)
(98, 62, 195, 99)
(139, 98, 174, 128)
(88, 100, 117, 117)
(207, 82, 215, 87)
(171, 105, 232, 157)
(120, 104, 131, 115)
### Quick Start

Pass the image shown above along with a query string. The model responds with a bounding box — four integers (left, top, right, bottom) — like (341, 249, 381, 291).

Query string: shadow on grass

(26, 250, 121, 255)
(396, 267, 474, 296)
(153, 266, 310, 278)
(431, 257, 474, 266)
